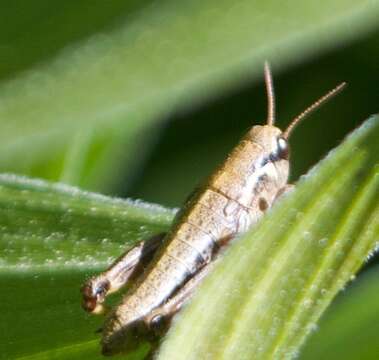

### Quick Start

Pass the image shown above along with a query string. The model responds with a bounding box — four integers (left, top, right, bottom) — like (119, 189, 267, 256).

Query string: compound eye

(277, 137, 289, 160)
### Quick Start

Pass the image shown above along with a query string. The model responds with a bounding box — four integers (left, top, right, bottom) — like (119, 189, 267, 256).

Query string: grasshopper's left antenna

(264, 62, 275, 126)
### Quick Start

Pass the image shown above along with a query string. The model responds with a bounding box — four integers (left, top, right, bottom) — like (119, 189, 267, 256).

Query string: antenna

(264, 62, 275, 126)
(283, 82, 346, 139)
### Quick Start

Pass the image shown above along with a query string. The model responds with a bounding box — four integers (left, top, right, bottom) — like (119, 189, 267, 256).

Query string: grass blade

(158, 116, 379, 360)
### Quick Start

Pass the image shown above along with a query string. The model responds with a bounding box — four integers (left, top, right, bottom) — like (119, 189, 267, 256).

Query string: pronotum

(81, 63, 346, 356)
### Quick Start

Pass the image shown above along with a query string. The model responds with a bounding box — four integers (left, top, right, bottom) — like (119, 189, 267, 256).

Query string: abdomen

(116, 138, 279, 323)
(116, 186, 254, 322)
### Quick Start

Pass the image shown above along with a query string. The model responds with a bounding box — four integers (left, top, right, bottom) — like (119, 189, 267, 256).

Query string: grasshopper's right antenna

(264, 62, 275, 126)
(283, 82, 346, 139)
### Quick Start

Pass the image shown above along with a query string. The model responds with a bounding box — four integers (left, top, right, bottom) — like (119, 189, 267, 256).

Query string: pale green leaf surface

(158, 116, 379, 360)
(0, 174, 174, 271)
(300, 266, 379, 360)
(0, 1, 378, 189)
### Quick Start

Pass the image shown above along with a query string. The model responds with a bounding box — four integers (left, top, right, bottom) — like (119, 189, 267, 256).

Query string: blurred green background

(0, 0, 378, 359)
(2, 1, 378, 205)
(127, 38, 379, 207)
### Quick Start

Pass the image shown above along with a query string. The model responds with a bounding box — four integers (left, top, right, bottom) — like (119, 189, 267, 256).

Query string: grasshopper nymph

(81, 63, 346, 356)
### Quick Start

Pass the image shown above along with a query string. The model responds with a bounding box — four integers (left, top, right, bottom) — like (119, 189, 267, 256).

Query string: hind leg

(81, 233, 166, 314)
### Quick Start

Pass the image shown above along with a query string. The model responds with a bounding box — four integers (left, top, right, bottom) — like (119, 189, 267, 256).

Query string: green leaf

(0, 1, 378, 190)
(0, 175, 174, 360)
(1, 117, 378, 359)
(300, 266, 379, 360)
(0, 174, 174, 271)
(158, 116, 379, 360)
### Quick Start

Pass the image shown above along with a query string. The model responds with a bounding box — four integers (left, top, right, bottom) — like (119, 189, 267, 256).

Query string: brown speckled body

(102, 125, 289, 350)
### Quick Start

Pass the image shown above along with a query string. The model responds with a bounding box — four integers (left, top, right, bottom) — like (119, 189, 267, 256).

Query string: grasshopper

(81, 63, 345, 356)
